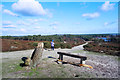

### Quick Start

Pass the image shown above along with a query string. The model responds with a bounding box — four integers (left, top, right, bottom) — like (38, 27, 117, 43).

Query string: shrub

(83, 45, 89, 48)
(44, 42, 51, 48)
(32, 42, 38, 47)
(28, 42, 32, 45)
(66, 43, 72, 49)
(54, 43, 61, 48)
(60, 43, 66, 49)
(14, 42, 19, 44)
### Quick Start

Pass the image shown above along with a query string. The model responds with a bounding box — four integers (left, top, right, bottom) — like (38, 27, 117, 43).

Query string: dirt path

(1, 42, 119, 78)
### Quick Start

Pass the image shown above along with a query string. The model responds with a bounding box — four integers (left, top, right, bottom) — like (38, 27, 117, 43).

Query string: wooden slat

(57, 52, 87, 60)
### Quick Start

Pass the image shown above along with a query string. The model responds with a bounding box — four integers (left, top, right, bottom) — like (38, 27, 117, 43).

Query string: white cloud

(12, 0, 47, 16)
(75, 22, 80, 25)
(82, 12, 100, 19)
(57, 2, 60, 7)
(45, 9, 53, 18)
(3, 9, 18, 16)
(49, 22, 59, 30)
(49, 22, 59, 26)
(17, 20, 30, 26)
(20, 28, 26, 32)
(53, 26, 57, 29)
(2, 28, 9, 31)
(101, 1, 115, 11)
(3, 21, 12, 25)
(34, 26, 41, 29)
(2, 25, 16, 28)
(80, 2, 86, 5)
(27, 18, 46, 22)
(104, 21, 117, 26)
(25, 18, 47, 25)
(0, 5, 3, 12)
(104, 22, 109, 26)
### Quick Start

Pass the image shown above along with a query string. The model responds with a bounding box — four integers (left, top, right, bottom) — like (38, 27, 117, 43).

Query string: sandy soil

(1, 42, 119, 78)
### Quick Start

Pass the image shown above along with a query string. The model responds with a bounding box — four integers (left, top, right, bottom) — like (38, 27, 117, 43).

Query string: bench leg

(58, 54, 63, 64)
(80, 59, 85, 64)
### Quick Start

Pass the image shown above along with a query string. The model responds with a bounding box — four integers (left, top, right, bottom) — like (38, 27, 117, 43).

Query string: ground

(0, 42, 119, 78)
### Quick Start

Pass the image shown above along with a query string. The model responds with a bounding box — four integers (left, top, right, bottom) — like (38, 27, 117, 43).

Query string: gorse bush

(54, 43, 61, 48)
(60, 43, 66, 49)
(43, 42, 72, 49)
(83, 45, 90, 48)
(66, 43, 72, 49)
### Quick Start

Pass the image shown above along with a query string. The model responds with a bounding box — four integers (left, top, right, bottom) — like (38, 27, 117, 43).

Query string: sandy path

(1, 42, 119, 78)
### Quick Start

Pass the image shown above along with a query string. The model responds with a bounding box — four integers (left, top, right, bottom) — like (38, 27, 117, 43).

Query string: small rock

(75, 74, 79, 77)
(102, 73, 105, 76)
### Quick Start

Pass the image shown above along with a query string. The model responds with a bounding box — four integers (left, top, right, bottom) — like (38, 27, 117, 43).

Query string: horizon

(1, 32, 119, 37)
(1, 0, 118, 36)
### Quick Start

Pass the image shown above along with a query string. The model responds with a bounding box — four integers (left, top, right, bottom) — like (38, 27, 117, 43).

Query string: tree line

(1, 34, 119, 43)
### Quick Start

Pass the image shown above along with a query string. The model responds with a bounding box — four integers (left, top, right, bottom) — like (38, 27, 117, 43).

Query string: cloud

(80, 2, 86, 5)
(53, 26, 57, 29)
(104, 22, 108, 26)
(20, 28, 26, 32)
(49, 22, 59, 26)
(0, 5, 3, 12)
(101, 1, 115, 11)
(34, 26, 41, 29)
(45, 9, 53, 18)
(49, 22, 59, 30)
(104, 21, 117, 26)
(57, 2, 60, 7)
(82, 12, 100, 19)
(26, 18, 47, 25)
(12, 0, 47, 16)
(27, 18, 46, 22)
(3, 21, 12, 25)
(75, 22, 80, 25)
(17, 20, 30, 26)
(2, 24, 16, 28)
(3, 9, 18, 16)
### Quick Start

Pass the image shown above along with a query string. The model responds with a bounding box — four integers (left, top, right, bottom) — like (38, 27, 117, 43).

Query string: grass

(72, 49, 110, 56)
(118, 57, 120, 61)
(2, 60, 25, 78)
(87, 51, 106, 56)
(2, 56, 98, 78)
(72, 50, 84, 53)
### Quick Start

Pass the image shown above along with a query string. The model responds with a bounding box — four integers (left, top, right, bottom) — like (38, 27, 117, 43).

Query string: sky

(0, 0, 118, 36)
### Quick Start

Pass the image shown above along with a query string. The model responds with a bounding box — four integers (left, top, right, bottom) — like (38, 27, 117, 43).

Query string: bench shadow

(48, 56, 81, 67)
(48, 56, 57, 59)
(61, 61, 81, 67)
(19, 57, 28, 67)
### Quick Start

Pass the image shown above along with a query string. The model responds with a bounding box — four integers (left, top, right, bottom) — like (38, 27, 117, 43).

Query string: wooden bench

(57, 52, 93, 69)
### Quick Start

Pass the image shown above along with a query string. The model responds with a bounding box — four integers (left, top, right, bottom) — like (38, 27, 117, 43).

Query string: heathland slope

(1, 42, 119, 78)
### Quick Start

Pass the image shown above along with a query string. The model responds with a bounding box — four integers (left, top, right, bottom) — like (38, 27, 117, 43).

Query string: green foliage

(60, 43, 66, 49)
(44, 42, 51, 48)
(1, 34, 119, 50)
(32, 42, 38, 47)
(14, 42, 18, 44)
(66, 43, 72, 49)
(83, 45, 91, 48)
(1, 34, 118, 43)
(54, 43, 61, 48)
(27, 42, 32, 45)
